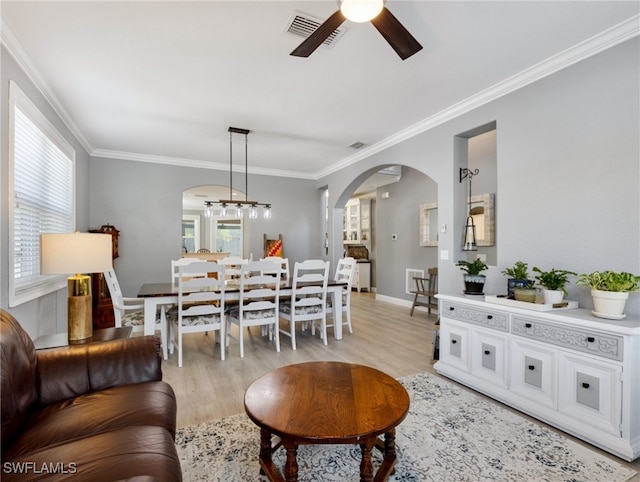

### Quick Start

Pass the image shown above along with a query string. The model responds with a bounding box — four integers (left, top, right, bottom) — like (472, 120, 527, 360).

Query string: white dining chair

(260, 256, 290, 285)
(166, 261, 226, 367)
(218, 256, 248, 279)
(170, 257, 204, 283)
(226, 260, 281, 358)
(103, 268, 169, 360)
(326, 257, 356, 335)
(279, 259, 330, 350)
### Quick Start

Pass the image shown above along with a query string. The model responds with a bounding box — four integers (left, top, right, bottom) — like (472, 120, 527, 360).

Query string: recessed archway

(330, 165, 438, 297)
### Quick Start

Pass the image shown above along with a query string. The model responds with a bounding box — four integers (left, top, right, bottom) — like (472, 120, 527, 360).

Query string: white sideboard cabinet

(434, 294, 640, 461)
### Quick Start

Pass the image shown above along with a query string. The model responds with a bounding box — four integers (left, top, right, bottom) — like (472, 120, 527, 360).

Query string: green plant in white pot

(532, 267, 577, 304)
(576, 271, 640, 319)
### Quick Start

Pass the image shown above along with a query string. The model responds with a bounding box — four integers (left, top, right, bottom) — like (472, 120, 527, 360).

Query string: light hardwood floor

(161, 292, 639, 478)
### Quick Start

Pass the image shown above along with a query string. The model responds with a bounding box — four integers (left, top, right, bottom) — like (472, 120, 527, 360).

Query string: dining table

(137, 279, 349, 341)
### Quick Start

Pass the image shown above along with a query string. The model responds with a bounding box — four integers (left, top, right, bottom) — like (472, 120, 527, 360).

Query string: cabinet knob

(587, 337, 595, 343)
(525, 323, 532, 328)
(487, 315, 493, 320)
(582, 383, 590, 389)
(528, 365, 535, 370)
(484, 350, 491, 355)
(449, 306, 455, 311)
(451, 339, 457, 344)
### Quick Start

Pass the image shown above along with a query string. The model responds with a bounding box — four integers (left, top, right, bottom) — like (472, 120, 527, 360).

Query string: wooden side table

(33, 326, 132, 350)
(244, 361, 410, 482)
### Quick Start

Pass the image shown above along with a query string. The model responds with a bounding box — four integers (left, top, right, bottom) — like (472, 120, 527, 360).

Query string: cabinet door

(471, 328, 508, 388)
(510, 338, 557, 409)
(558, 352, 622, 436)
(439, 318, 471, 373)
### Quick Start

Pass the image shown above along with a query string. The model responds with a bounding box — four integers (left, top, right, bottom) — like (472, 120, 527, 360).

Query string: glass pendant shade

(249, 204, 258, 219)
(236, 203, 243, 218)
(462, 216, 478, 251)
(263, 205, 272, 220)
(340, 0, 384, 22)
(220, 203, 228, 218)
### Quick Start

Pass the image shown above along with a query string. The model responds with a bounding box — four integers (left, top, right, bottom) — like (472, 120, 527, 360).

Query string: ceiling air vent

(285, 10, 346, 47)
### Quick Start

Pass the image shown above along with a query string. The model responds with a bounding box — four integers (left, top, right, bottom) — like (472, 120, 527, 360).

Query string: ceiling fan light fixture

(340, 0, 383, 23)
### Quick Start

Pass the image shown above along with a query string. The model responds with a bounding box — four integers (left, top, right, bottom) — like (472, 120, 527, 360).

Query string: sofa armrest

(36, 335, 163, 405)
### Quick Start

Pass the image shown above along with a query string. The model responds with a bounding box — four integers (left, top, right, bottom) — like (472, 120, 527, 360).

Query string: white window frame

(8, 81, 76, 306)
(182, 214, 200, 253)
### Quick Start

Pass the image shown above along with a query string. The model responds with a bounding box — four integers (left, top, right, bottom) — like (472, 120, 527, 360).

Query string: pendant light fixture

(204, 127, 271, 219)
(460, 167, 479, 251)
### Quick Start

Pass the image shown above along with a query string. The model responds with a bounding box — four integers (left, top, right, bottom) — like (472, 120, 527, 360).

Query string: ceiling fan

(290, 0, 423, 60)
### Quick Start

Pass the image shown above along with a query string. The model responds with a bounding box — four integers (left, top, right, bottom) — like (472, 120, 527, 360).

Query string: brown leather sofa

(0, 310, 182, 481)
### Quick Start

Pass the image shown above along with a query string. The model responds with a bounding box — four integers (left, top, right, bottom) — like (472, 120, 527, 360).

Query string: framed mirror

(419, 203, 438, 247)
(469, 193, 495, 246)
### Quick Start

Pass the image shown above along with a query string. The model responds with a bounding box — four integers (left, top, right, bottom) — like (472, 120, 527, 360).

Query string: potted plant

(456, 258, 488, 295)
(501, 261, 533, 299)
(532, 266, 577, 304)
(576, 271, 640, 319)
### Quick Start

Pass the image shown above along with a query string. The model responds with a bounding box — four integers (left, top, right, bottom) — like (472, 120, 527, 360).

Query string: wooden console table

(244, 361, 410, 481)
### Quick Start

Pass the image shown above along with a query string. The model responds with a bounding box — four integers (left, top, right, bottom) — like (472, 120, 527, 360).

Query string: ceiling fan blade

(370, 7, 423, 60)
(290, 10, 346, 57)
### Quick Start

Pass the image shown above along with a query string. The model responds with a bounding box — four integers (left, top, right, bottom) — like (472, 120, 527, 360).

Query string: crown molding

(91, 149, 315, 180)
(1, 13, 95, 154)
(3, 10, 637, 181)
(315, 14, 640, 180)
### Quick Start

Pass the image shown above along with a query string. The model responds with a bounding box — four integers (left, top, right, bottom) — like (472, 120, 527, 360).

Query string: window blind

(9, 81, 75, 306)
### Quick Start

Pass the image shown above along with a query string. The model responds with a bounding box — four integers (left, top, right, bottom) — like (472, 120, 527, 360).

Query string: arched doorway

(331, 166, 438, 299)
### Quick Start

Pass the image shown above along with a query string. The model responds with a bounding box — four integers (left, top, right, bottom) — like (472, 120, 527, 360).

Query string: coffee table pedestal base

(258, 428, 398, 482)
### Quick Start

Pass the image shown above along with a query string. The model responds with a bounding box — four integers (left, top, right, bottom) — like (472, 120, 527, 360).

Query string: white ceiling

(2, 1, 638, 180)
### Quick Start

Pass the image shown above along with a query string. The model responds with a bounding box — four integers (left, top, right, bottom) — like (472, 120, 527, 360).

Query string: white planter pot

(542, 289, 564, 304)
(591, 289, 629, 319)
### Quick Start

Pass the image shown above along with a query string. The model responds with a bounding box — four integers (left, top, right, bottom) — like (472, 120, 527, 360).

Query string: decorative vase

(507, 279, 532, 299)
(542, 289, 564, 304)
(591, 289, 629, 319)
(464, 274, 486, 295)
(514, 288, 536, 303)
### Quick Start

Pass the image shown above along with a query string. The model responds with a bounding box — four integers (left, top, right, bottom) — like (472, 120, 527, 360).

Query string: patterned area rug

(176, 372, 637, 481)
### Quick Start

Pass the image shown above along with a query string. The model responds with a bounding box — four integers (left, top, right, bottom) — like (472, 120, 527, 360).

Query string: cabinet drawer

(439, 319, 471, 373)
(512, 317, 623, 361)
(510, 339, 557, 409)
(558, 352, 621, 436)
(441, 302, 508, 332)
(470, 328, 508, 388)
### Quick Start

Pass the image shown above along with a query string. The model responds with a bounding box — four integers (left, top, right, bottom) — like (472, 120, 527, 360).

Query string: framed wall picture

(419, 203, 438, 247)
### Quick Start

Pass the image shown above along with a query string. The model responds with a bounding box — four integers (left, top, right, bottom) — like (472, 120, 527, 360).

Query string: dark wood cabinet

(90, 224, 119, 329)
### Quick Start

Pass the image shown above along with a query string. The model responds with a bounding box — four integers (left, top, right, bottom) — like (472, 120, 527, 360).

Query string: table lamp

(40, 232, 113, 341)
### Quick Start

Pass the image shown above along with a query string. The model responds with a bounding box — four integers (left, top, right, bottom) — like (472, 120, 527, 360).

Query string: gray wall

(374, 167, 438, 300)
(319, 38, 639, 318)
(89, 157, 321, 297)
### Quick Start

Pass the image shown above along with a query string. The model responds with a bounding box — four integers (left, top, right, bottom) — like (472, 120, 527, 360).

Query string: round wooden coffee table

(244, 361, 410, 482)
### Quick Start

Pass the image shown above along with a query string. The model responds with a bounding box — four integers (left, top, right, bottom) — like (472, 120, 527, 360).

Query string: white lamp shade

(41, 232, 113, 275)
(340, 0, 384, 22)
